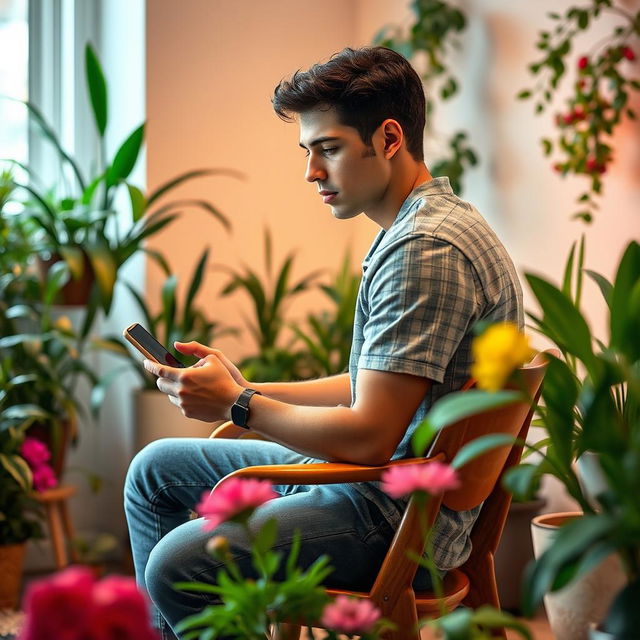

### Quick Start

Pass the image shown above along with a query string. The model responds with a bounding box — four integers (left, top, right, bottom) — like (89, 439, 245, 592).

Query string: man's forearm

(252, 373, 351, 407)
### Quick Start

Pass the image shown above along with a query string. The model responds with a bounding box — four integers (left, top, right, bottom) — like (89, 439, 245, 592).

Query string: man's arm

(146, 351, 431, 465)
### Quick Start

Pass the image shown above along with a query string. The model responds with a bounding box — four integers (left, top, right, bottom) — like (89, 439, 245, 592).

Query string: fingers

(143, 359, 182, 381)
(174, 341, 215, 358)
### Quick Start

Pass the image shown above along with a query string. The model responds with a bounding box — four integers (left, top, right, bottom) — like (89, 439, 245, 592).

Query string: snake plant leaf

(85, 43, 108, 137)
(146, 168, 243, 208)
(106, 123, 145, 188)
(161, 274, 178, 344)
(526, 273, 597, 374)
(141, 247, 172, 276)
(59, 244, 85, 281)
(126, 183, 147, 222)
(86, 242, 117, 313)
(412, 389, 521, 456)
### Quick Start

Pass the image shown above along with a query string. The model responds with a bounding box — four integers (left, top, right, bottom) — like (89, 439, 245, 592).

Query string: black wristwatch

(231, 388, 262, 428)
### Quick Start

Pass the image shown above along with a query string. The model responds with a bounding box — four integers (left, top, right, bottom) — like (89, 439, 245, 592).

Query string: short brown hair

(273, 47, 425, 161)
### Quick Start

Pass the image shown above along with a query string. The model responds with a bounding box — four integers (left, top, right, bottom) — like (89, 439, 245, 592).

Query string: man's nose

(305, 156, 326, 183)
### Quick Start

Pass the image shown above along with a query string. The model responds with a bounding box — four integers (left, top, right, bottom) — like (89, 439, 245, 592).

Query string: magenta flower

(196, 477, 278, 531)
(20, 437, 51, 467)
(91, 575, 159, 640)
(321, 595, 381, 634)
(381, 461, 460, 499)
(19, 567, 159, 640)
(32, 463, 57, 492)
(19, 566, 95, 640)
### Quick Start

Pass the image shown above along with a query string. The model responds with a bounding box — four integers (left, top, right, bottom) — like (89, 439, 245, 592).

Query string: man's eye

(321, 147, 338, 156)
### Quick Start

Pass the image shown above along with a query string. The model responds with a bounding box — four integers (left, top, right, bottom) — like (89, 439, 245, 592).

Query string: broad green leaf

(471, 606, 533, 640)
(106, 124, 145, 187)
(85, 43, 108, 137)
(584, 269, 613, 310)
(86, 242, 117, 313)
(430, 607, 473, 639)
(253, 517, 278, 556)
(58, 245, 85, 281)
(126, 184, 146, 222)
(610, 241, 640, 361)
(44, 259, 70, 305)
(81, 172, 106, 205)
(412, 390, 521, 456)
(452, 433, 518, 469)
(0, 452, 33, 491)
(526, 273, 596, 373)
(146, 168, 243, 208)
(503, 463, 541, 501)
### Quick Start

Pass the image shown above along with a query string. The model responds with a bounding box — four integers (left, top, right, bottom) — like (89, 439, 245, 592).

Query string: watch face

(231, 389, 260, 428)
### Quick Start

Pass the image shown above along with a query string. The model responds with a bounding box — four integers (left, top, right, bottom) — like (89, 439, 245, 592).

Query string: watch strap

(231, 388, 262, 428)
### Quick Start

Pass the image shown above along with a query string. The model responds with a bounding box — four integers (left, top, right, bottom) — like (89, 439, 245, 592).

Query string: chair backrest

(435, 350, 550, 512)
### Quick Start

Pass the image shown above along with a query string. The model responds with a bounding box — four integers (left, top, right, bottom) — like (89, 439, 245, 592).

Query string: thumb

(174, 341, 215, 358)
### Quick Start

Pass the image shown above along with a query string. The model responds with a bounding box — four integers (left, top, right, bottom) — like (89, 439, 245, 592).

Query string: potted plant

(500, 239, 640, 638)
(100, 247, 237, 451)
(3, 42, 237, 342)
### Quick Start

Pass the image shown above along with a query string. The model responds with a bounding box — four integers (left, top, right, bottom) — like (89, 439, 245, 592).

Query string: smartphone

(123, 323, 186, 368)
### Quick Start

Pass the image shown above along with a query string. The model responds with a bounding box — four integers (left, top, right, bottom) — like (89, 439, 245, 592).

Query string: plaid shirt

(349, 177, 523, 570)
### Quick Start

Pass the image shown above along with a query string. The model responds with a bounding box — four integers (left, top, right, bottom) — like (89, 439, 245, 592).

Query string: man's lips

(319, 190, 338, 204)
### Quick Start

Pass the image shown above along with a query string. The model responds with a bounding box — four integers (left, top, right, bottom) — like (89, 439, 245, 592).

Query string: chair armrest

(221, 454, 445, 486)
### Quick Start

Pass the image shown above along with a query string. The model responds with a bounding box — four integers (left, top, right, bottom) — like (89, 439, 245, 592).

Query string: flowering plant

(19, 566, 159, 640)
(176, 477, 385, 640)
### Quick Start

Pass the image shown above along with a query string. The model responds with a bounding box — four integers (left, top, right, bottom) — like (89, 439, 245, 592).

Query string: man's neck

(366, 162, 433, 230)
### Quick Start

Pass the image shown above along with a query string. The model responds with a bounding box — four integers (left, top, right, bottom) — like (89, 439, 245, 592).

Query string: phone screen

(127, 323, 186, 368)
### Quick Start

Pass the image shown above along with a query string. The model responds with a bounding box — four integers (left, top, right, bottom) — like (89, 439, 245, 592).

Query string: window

(0, 0, 29, 167)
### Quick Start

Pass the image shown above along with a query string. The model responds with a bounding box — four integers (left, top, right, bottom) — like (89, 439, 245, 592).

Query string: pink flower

(19, 567, 95, 640)
(321, 595, 381, 634)
(196, 477, 278, 531)
(381, 461, 460, 499)
(19, 568, 159, 640)
(91, 576, 159, 640)
(32, 464, 57, 492)
(20, 437, 51, 467)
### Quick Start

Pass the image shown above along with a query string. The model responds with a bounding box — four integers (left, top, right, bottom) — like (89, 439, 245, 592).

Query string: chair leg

(44, 501, 68, 569)
(271, 623, 301, 639)
(380, 588, 420, 640)
(463, 554, 506, 639)
(60, 498, 80, 563)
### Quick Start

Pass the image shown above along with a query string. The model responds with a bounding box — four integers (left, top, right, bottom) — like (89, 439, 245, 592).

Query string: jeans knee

(124, 440, 168, 506)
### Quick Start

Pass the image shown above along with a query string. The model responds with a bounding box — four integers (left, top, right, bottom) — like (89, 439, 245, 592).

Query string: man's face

(298, 108, 391, 220)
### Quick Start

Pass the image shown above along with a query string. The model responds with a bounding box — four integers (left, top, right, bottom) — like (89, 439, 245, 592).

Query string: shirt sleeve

(357, 235, 480, 384)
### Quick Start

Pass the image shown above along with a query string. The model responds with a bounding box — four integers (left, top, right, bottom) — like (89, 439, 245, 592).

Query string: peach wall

(147, 1, 639, 365)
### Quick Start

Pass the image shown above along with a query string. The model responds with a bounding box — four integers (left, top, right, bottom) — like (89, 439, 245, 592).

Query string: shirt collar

(392, 176, 454, 227)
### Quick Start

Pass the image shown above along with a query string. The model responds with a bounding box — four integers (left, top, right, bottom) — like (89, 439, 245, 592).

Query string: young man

(124, 46, 522, 638)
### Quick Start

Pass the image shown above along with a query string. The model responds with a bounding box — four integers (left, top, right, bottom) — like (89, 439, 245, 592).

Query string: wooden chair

(210, 352, 552, 639)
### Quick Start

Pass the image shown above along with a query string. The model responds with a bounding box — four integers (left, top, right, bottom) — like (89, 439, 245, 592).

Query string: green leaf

(584, 269, 613, 310)
(502, 463, 541, 501)
(452, 433, 518, 469)
(59, 245, 84, 281)
(517, 89, 532, 100)
(106, 124, 145, 188)
(183, 248, 209, 329)
(526, 273, 596, 372)
(85, 43, 108, 137)
(127, 184, 146, 222)
(86, 242, 118, 313)
(253, 518, 278, 556)
(412, 390, 521, 456)
(610, 241, 640, 361)
(44, 260, 70, 305)
(0, 453, 33, 492)
(472, 606, 533, 639)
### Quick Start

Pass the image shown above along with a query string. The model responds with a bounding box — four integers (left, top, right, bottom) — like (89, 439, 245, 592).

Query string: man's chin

(331, 206, 361, 220)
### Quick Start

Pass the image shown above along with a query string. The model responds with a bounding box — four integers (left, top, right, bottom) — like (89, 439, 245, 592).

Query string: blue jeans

(123, 437, 407, 639)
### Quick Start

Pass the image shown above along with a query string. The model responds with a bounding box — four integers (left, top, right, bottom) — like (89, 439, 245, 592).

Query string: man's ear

(381, 119, 403, 159)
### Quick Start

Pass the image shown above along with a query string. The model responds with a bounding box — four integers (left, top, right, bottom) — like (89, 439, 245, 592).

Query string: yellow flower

(471, 323, 533, 392)
(54, 315, 73, 333)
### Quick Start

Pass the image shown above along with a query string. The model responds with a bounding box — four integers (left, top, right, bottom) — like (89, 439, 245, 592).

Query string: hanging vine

(374, 0, 478, 195)
(518, 0, 640, 223)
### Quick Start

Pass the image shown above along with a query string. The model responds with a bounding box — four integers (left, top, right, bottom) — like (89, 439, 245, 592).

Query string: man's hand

(143, 352, 243, 423)
(175, 341, 249, 387)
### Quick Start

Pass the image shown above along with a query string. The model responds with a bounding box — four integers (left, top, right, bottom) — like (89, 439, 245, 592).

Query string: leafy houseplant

(3, 41, 236, 341)
(220, 229, 322, 382)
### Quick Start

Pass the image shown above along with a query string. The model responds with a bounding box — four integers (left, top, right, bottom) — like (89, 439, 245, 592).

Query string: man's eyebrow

(299, 136, 340, 150)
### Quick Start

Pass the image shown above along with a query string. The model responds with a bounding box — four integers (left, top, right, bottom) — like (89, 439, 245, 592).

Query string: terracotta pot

(38, 251, 94, 306)
(531, 512, 626, 640)
(0, 542, 27, 609)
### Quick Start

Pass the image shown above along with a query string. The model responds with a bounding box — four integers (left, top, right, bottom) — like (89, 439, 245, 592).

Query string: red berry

(553, 163, 564, 173)
(573, 107, 586, 121)
(622, 47, 635, 61)
(578, 56, 589, 70)
(585, 157, 598, 172)
(563, 113, 575, 125)
(576, 79, 586, 91)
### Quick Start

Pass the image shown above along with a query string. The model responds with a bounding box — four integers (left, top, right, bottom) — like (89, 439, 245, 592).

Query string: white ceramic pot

(134, 389, 217, 453)
(531, 512, 626, 640)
